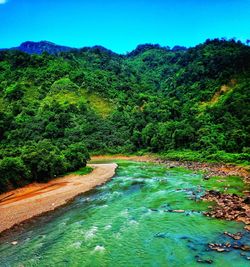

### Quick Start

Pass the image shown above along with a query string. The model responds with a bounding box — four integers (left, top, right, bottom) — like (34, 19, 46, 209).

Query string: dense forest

(0, 38, 249, 192)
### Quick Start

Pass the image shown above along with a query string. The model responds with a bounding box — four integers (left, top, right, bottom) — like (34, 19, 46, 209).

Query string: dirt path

(0, 163, 117, 234)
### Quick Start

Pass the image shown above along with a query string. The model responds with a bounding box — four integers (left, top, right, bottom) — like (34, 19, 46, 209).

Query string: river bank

(1, 155, 249, 235)
(92, 155, 250, 182)
(0, 163, 117, 234)
(92, 155, 250, 228)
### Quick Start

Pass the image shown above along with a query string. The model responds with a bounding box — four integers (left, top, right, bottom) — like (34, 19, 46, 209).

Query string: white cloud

(0, 0, 7, 4)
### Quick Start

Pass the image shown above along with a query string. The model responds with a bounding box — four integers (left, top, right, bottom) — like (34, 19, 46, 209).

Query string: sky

(0, 0, 249, 53)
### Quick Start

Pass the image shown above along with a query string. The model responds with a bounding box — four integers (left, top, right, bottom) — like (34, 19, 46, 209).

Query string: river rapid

(0, 160, 249, 266)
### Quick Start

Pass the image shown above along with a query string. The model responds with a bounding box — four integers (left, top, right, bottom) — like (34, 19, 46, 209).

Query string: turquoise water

(0, 161, 249, 267)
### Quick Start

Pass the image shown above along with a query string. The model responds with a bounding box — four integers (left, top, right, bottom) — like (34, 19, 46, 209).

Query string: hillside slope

(0, 38, 249, 191)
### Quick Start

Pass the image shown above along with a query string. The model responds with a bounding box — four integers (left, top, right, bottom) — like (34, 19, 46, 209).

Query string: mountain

(0, 38, 249, 191)
(9, 41, 74, 55)
(1, 41, 188, 56)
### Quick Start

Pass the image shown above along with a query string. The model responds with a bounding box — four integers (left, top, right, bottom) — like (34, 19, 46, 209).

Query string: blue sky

(0, 0, 249, 53)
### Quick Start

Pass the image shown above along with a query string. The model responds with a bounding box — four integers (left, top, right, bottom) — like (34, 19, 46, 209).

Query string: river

(0, 160, 249, 266)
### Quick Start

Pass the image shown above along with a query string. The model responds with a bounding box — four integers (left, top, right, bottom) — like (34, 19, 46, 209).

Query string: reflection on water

(0, 161, 249, 267)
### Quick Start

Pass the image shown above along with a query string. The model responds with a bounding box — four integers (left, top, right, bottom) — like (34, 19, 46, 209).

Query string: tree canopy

(0, 38, 249, 192)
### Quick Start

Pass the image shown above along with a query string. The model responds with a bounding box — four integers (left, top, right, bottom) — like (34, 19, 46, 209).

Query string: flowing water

(0, 160, 249, 267)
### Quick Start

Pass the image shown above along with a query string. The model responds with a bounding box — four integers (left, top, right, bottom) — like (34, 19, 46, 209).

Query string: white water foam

(84, 226, 98, 240)
(104, 224, 112, 230)
(71, 241, 82, 249)
(94, 245, 105, 252)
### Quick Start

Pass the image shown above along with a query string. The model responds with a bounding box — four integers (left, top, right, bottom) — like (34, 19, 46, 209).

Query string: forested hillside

(0, 38, 249, 191)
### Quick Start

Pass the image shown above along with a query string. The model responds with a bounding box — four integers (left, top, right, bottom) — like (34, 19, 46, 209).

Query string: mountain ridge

(1, 40, 189, 55)
(10, 40, 74, 55)
(1, 39, 249, 56)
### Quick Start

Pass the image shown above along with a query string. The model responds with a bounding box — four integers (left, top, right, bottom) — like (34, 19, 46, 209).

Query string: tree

(63, 142, 90, 172)
(21, 140, 66, 181)
(4, 83, 25, 100)
(0, 157, 30, 192)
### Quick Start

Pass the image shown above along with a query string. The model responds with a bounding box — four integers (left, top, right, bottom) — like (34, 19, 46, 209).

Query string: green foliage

(160, 150, 250, 165)
(0, 140, 90, 191)
(0, 157, 30, 192)
(63, 143, 90, 172)
(203, 175, 246, 196)
(51, 77, 79, 92)
(160, 150, 206, 162)
(4, 83, 25, 100)
(21, 140, 66, 181)
(0, 38, 249, 192)
(72, 166, 93, 175)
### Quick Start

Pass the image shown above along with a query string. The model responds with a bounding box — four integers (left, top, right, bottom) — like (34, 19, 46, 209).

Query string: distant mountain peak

(20, 40, 56, 46)
(11, 40, 74, 55)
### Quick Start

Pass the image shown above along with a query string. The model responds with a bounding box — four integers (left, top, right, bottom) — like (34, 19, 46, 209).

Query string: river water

(0, 160, 249, 266)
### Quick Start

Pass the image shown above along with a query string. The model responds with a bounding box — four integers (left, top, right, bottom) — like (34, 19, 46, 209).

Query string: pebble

(172, 210, 185, 213)
(241, 245, 250, 251)
(244, 225, 250, 231)
(208, 243, 230, 252)
(197, 259, 213, 264)
(224, 231, 242, 240)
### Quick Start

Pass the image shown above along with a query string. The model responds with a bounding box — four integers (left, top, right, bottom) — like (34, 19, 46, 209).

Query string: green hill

(0, 38, 249, 191)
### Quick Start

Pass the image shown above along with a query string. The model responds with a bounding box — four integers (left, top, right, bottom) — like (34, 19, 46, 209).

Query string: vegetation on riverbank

(72, 166, 93, 176)
(158, 150, 250, 167)
(0, 142, 90, 192)
(0, 38, 249, 191)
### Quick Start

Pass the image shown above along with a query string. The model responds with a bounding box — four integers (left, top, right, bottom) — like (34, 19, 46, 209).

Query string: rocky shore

(159, 159, 250, 231)
(202, 190, 250, 229)
(154, 158, 250, 183)
(92, 155, 250, 228)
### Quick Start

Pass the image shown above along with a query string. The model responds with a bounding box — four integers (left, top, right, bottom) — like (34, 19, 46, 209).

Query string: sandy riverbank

(0, 163, 117, 234)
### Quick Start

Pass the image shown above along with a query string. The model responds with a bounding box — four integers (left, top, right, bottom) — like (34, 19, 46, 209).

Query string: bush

(63, 142, 90, 172)
(21, 140, 66, 181)
(0, 157, 30, 192)
(4, 83, 25, 100)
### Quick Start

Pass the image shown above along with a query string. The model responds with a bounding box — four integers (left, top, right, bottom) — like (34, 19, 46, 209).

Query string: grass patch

(203, 175, 246, 196)
(72, 166, 93, 175)
(81, 90, 114, 117)
(160, 150, 203, 162)
(40, 90, 86, 108)
(159, 150, 250, 167)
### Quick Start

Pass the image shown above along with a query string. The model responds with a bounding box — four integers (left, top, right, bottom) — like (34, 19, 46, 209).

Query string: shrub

(63, 142, 90, 172)
(4, 83, 25, 100)
(21, 140, 66, 181)
(0, 157, 30, 192)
